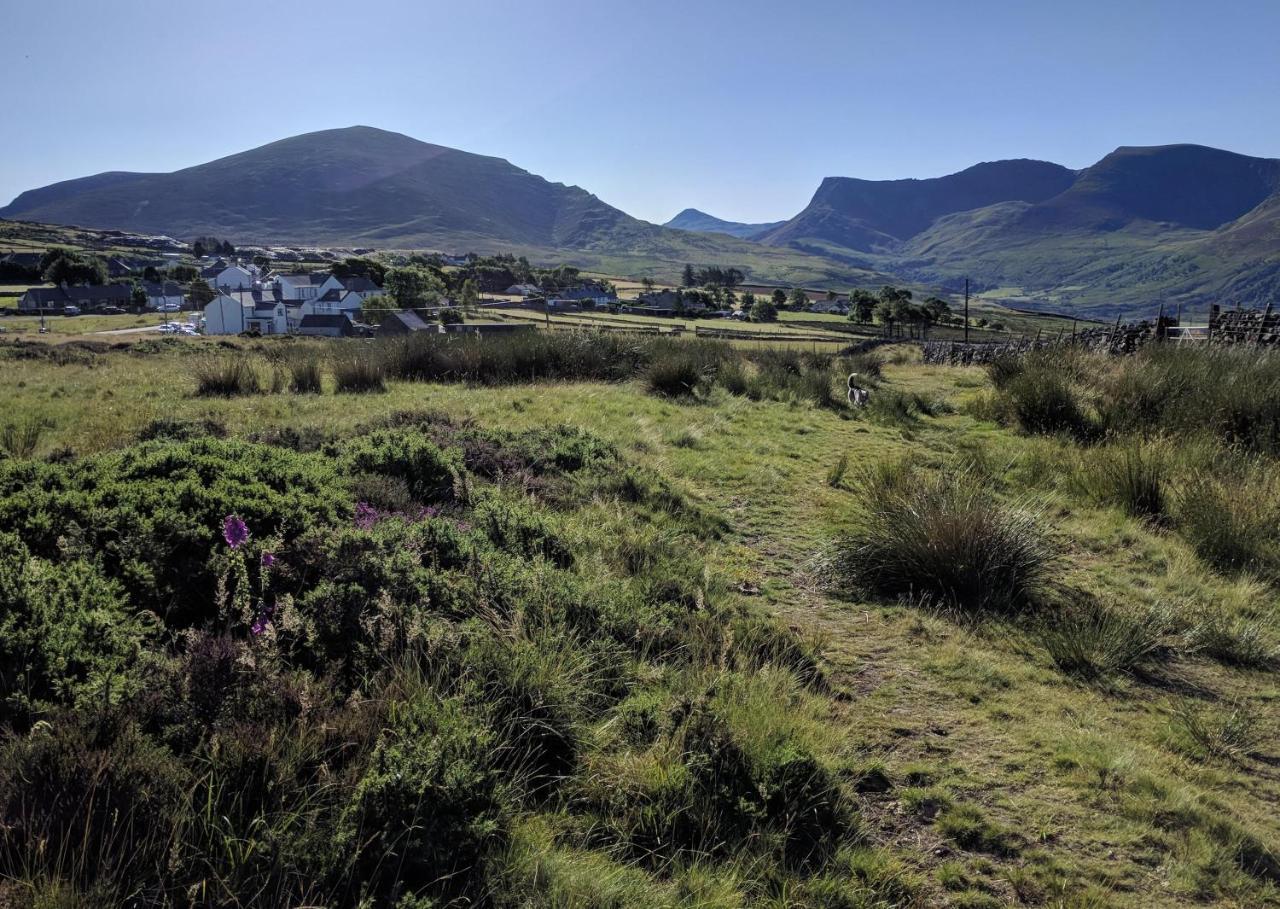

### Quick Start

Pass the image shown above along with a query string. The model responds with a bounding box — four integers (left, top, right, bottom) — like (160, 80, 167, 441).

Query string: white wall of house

(245, 304, 288, 335)
(204, 295, 246, 335)
(208, 266, 255, 292)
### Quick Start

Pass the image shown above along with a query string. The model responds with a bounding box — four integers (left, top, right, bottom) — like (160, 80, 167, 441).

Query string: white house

(201, 264, 256, 292)
(301, 289, 361, 320)
(273, 272, 342, 302)
(143, 281, 186, 311)
(204, 293, 288, 335)
(204, 294, 246, 335)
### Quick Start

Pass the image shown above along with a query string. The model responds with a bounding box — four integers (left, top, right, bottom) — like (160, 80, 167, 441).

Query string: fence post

(1257, 302, 1273, 346)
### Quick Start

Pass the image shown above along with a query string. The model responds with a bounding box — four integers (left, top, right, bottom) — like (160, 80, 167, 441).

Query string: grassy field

(1, 334, 1278, 906)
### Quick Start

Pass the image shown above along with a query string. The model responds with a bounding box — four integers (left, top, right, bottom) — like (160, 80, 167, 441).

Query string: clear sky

(3, 0, 1280, 224)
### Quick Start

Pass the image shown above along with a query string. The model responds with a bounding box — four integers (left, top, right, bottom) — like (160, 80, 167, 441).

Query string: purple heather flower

(223, 515, 249, 549)
(354, 502, 379, 530)
(260, 552, 276, 569)
(251, 600, 276, 635)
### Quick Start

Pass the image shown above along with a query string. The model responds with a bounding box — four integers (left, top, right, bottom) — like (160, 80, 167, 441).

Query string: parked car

(159, 302, 182, 313)
(63, 305, 80, 316)
(100, 306, 127, 315)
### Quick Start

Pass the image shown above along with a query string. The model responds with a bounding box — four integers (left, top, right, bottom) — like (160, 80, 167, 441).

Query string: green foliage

(383, 264, 447, 307)
(828, 465, 1059, 613)
(750, 296, 779, 322)
(40, 247, 107, 286)
(0, 534, 156, 726)
(1175, 470, 1280, 578)
(342, 429, 462, 502)
(337, 693, 507, 906)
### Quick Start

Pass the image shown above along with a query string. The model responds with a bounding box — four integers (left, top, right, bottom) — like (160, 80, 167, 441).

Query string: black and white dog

(847, 373, 869, 408)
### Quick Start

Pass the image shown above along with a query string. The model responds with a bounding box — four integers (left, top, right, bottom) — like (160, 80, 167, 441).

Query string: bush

(341, 429, 462, 502)
(1002, 368, 1095, 439)
(828, 466, 1059, 613)
(193, 354, 262, 396)
(336, 694, 507, 906)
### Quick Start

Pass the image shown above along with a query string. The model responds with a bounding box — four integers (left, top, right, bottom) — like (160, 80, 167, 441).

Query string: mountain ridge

(663, 208, 786, 239)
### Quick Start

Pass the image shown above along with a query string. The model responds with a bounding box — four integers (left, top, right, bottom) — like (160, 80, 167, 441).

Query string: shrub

(1002, 368, 1095, 439)
(826, 454, 850, 488)
(341, 429, 462, 502)
(192, 354, 262, 396)
(1168, 698, 1260, 763)
(828, 466, 1059, 613)
(331, 348, 386, 393)
(336, 694, 507, 906)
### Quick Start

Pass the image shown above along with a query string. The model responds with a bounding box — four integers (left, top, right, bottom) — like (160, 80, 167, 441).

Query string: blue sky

(3, 0, 1280, 224)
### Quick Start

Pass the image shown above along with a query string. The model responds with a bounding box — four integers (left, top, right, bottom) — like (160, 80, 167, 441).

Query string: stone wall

(1210, 307, 1280, 345)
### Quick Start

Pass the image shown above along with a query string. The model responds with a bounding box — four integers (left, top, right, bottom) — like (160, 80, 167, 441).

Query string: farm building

(297, 313, 356, 337)
(19, 284, 133, 313)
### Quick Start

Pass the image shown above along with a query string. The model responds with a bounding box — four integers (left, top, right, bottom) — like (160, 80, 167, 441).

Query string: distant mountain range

(749, 145, 1280, 316)
(4, 128, 1279, 316)
(0, 126, 884, 289)
(663, 209, 784, 239)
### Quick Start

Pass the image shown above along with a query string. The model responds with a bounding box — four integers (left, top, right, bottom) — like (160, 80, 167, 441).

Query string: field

(1, 332, 1278, 907)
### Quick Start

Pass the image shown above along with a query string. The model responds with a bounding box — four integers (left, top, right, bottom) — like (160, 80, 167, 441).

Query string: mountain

(663, 208, 785, 239)
(0, 126, 891, 288)
(761, 145, 1280, 316)
(757, 159, 1078, 253)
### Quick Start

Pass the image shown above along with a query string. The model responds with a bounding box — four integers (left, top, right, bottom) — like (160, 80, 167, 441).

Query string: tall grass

(0, 416, 47, 459)
(1038, 596, 1172, 680)
(825, 465, 1060, 613)
(1175, 468, 1280, 577)
(192, 354, 262, 397)
(1073, 439, 1170, 520)
(284, 350, 324, 393)
(332, 347, 387, 393)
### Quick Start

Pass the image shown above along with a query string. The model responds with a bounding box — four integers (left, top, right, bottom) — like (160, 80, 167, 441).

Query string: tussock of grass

(192, 354, 262, 396)
(1038, 596, 1172, 680)
(332, 348, 387, 393)
(0, 416, 47, 459)
(826, 465, 1060, 613)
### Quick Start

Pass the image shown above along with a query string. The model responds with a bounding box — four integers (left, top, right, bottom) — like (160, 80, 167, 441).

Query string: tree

(439, 308, 464, 325)
(142, 265, 160, 283)
(332, 257, 387, 285)
(362, 295, 397, 324)
(641, 276, 656, 294)
(739, 291, 757, 313)
(384, 266, 447, 308)
(682, 264, 696, 287)
(187, 278, 216, 309)
(923, 296, 951, 323)
(788, 287, 810, 310)
(192, 240, 207, 259)
(130, 283, 148, 311)
(849, 290, 877, 323)
(169, 264, 198, 282)
(750, 297, 778, 322)
(458, 278, 479, 311)
(41, 249, 107, 286)
(771, 288, 787, 308)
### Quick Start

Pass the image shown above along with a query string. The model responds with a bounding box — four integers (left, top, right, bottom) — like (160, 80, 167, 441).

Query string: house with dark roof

(503, 283, 543, 299)
(142, 281, 186, 310)
(274, 271, 342, 301)
(19, 284, 133, 313)
(338, 276, 385, 302)
(376, 311, 434, 336)
(201, 263, 255, 292)
(298, 313, 356, 337)
(553, 284, 617, 305)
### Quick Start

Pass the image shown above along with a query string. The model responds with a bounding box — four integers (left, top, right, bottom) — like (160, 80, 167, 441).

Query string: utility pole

(963, 278, 970, 344)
